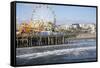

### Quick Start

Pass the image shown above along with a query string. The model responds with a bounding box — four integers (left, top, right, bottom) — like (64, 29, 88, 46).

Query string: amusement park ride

(16, 4, 66, 48)
(17, 4, 56, 34)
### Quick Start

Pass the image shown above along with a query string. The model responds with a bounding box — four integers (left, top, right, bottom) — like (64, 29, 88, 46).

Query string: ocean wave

(16, 46, 96, 59)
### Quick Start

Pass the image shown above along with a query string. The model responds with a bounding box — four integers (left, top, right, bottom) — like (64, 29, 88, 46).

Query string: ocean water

(16, 39, 97, 65)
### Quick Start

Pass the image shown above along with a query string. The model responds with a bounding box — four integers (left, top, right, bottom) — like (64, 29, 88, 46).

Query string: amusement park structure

(16, 4, 67, 48)
(16, 4, 56, 34)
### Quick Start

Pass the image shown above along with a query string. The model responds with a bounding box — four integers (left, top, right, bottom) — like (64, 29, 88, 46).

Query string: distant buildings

(55, 23, 96, 33)
(79, 24, 96, 33)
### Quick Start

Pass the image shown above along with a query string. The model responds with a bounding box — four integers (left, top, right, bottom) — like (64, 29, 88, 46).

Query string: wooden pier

(16, 34, 65, 48)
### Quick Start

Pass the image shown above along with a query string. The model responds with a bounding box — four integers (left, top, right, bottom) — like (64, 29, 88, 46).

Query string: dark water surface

(16, 39, 96, 65)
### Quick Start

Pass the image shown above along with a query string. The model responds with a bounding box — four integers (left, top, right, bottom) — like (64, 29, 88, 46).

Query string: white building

(79, 24, 96, 33)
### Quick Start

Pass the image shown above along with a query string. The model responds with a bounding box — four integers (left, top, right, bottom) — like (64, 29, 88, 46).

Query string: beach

(76, 33, 96, 39)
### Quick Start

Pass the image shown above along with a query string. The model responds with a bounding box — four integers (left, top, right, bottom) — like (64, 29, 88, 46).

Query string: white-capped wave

(16, 46, 96, 59)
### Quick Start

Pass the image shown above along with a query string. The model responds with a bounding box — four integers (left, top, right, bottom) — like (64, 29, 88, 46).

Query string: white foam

(16, 46, 96, 59)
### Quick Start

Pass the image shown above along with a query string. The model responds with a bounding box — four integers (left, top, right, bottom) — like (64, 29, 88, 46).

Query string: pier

(16, 33, 65, 48)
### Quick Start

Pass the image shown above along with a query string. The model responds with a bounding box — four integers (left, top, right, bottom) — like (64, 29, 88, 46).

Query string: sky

(16, 3, 96, 25)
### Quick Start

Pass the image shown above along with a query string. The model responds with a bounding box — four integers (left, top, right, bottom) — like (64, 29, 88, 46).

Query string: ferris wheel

(31, 4, 56, 26)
